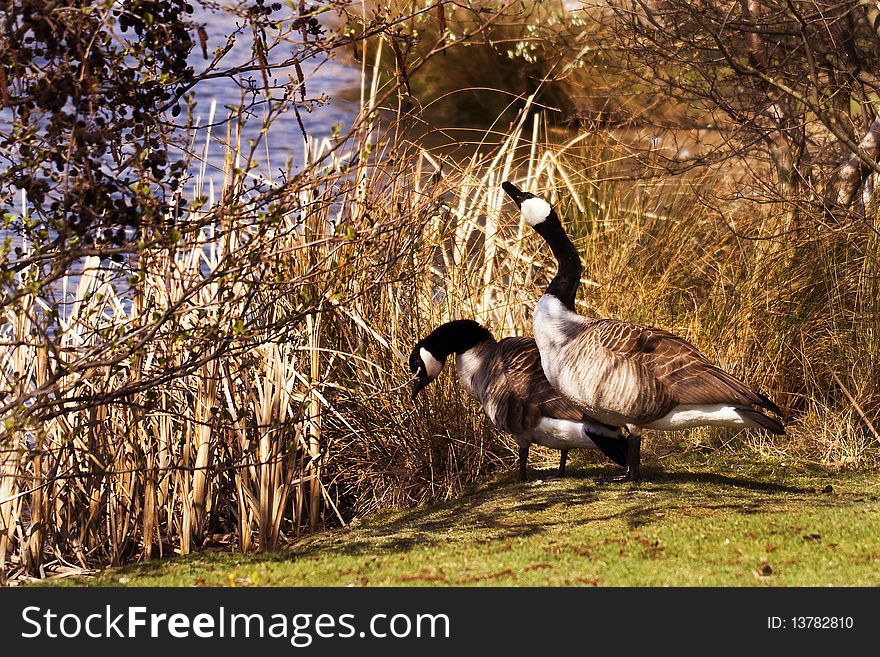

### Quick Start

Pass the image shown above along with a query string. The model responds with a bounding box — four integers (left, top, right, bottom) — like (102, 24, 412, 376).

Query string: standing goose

(409, 320, 628, 482)
(501, 181, 786, 482)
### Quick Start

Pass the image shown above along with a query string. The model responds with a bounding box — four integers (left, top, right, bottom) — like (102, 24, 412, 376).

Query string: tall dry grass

(2, 36, 879, 583)
(0, 43, 558, 580)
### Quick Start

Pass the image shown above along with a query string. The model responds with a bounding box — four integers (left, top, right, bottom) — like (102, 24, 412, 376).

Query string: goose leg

(596, 431, 641, 483)
(519, 446, 529, 483)
(558, 449, 568, 477)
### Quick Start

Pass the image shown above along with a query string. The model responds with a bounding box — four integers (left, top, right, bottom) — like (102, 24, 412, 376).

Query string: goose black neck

(424, 320, 494, 360)
(534, 210, 581, 311)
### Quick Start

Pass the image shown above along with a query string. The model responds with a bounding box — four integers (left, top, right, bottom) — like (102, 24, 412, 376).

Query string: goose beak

(411, 377, 429, 400)
(502, 181, 529, 208)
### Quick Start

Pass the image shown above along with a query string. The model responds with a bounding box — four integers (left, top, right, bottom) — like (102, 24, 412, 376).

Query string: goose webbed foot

(595, 466, 641, 484)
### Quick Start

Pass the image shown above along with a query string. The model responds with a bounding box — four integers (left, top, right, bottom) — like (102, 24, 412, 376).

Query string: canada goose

(501, 181, 786, 482)
(409, 320, 628, 482)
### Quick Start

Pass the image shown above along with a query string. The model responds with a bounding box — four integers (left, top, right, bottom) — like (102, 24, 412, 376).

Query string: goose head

(409, 342, 445, 400)
(502, 181, 582, 311)
(501, 181, 556, 228)
(409, 321, 494, 400)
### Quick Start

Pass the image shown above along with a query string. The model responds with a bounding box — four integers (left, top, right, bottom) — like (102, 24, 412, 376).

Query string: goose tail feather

(588, 433, 629, 467)
(738, 407, 786, 435)
(754, 391, 785, 419)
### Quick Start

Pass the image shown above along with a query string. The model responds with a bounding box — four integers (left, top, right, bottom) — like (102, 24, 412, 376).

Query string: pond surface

(1, 5, 361, 217)
(187, 4, 361, 186)
(2, 6, 362, 320)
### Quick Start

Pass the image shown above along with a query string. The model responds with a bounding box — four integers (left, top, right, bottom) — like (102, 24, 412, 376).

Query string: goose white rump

(646, 404, 769, 431)
(528, 417, 620, 451)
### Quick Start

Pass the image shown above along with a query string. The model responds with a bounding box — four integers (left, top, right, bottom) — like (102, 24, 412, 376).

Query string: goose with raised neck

(502, 181, 786, 482)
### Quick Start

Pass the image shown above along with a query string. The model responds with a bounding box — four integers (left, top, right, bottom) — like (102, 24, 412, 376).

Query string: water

(1, 6, 360, 219)
(2, 6, 362, 323)
(188, 5, 361, 184)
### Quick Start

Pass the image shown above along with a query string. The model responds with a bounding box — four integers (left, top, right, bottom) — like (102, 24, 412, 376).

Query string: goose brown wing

(482, 337, 585, 434)
(590, 319, 770, 410)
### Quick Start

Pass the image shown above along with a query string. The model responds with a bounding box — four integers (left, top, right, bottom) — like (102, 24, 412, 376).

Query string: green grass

(40, 451, 880, 587)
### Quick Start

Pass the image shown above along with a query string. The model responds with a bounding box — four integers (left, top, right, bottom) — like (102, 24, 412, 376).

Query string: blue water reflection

(188, 4, 361, 185)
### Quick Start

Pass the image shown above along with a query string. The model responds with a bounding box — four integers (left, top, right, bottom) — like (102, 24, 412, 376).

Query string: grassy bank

(38, 448, 879, 587)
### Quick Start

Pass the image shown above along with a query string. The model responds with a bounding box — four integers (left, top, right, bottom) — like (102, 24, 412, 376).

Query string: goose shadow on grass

(263, 464, 833, 560)
(643, 469, 817, 495)
(107, 463, 842, 579)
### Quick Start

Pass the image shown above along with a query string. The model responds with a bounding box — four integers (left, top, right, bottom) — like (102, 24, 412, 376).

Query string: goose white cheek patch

(520, 197, 552, 226)
(420, 347, 443, 379)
